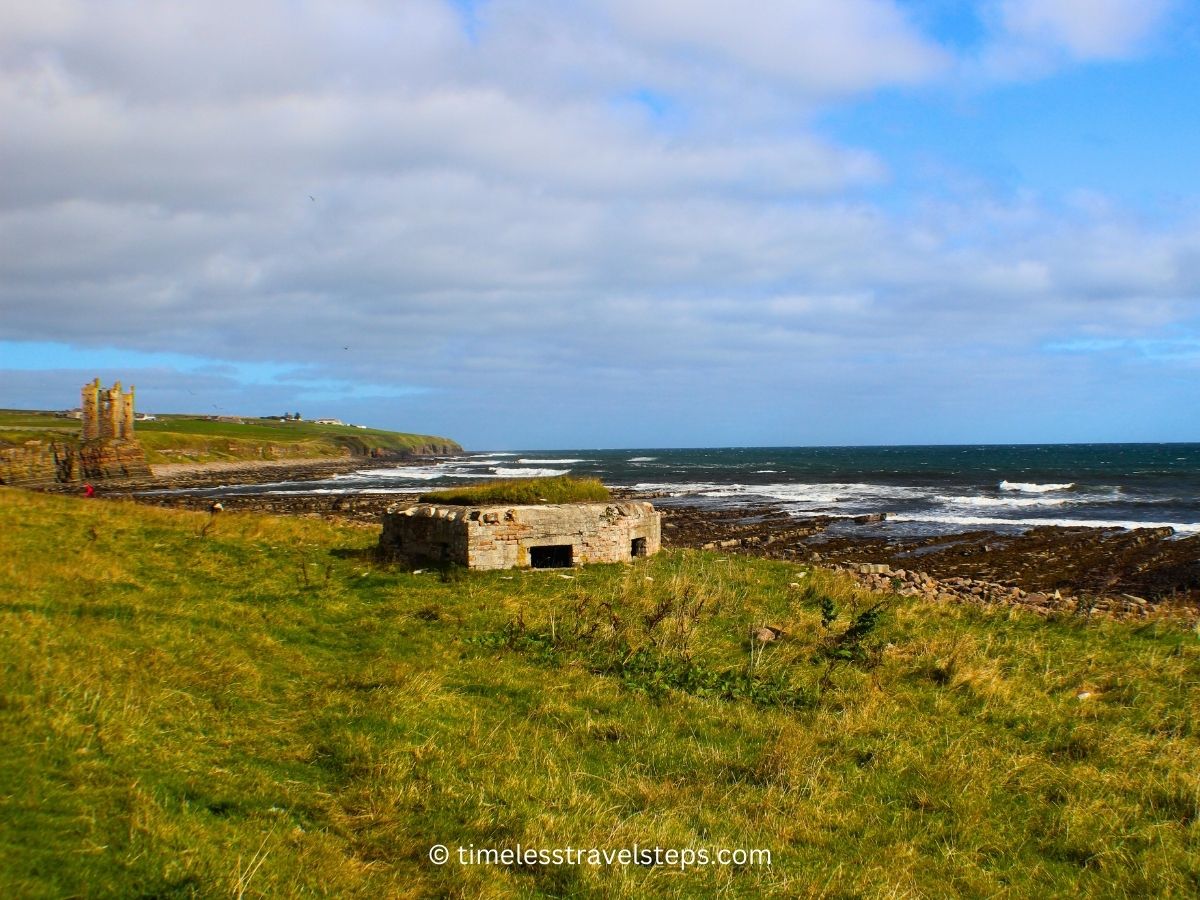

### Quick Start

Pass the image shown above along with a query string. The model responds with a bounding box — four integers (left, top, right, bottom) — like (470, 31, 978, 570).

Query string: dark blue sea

(196, 444, 1200, 537)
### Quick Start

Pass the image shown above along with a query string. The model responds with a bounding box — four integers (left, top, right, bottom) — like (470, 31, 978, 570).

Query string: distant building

(314, 418, 345, 426)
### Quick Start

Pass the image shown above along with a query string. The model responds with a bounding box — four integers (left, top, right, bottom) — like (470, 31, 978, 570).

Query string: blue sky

(1, 0, 1198, 449)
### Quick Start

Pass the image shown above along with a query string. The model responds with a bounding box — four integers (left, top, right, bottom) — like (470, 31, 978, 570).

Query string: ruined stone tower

(81, 378, 101, 440)
(0, 379, 150, 487)
(123, 384, 135, 437)
(81, 378, 136, 442)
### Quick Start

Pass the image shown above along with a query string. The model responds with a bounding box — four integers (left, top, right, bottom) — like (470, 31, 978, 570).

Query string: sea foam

(349, 466, 492, 480)
(493, 467, 569, 478)
(633, 481, 927, 506)
(939, 495, 1070, 508)
(891, 513, 1199, 534)
(999, 480, 1075, 493)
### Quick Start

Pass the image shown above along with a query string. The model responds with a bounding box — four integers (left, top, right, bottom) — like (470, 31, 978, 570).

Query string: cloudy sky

(2, 0, 1198, 449)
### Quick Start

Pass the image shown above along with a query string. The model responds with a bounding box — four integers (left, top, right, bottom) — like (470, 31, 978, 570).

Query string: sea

(184, 444, 1200, 538)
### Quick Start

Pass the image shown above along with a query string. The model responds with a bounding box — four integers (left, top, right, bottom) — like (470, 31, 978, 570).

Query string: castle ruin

(0, 378, 150, 487)
(81, 378, 136, 441)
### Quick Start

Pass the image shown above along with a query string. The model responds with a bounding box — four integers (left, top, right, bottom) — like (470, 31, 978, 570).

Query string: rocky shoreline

(61, 456, 385, 493)
(84, 465, 1200, 621)
(654, 500, 1200, 620)
(830, 563, 1181, 620)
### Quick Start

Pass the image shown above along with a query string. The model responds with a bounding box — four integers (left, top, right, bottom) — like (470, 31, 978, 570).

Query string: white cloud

(978, 0, 1174, 78)
(600, 0, 949, 94)
(998, 0, 1171, 58)
(0, 1, 1196, 445)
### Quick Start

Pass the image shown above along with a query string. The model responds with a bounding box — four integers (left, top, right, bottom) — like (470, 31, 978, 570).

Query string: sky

(1, 0, 1199, 450)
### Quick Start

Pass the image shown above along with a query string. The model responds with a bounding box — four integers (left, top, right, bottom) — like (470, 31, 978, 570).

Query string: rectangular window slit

(530, 545, 573, 569)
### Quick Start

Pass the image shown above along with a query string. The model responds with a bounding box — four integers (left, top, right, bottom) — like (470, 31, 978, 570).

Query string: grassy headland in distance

(0, 408, 461, 466)
(1, 488, 1197, 896)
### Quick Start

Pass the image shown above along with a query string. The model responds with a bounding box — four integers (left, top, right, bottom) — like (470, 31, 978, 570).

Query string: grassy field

(0, 409, 461, 465)
(0, 409, 79, 445)
(1, 489, 1198, 897)
(420, 475, 611, 505)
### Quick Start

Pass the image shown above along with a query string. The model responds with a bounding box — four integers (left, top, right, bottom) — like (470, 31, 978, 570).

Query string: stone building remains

(81, 377, 136, 441)
(380, 500, 661, 570)
(0, 378, 149, 487)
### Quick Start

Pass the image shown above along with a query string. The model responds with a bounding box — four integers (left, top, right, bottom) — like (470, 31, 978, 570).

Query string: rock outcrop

(0, 439, 150, 487)
(831, 563, 1198, 622)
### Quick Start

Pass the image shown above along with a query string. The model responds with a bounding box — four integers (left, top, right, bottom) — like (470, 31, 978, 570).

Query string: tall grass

(1, 487, 1198, 897)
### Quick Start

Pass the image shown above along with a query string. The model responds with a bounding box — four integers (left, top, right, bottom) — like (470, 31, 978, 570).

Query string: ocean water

(195, 444, 1200, 537)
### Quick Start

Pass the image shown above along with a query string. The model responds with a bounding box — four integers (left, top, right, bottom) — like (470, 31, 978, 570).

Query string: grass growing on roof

(2, 487, 1199, 897)
(419, 474, 611, 505)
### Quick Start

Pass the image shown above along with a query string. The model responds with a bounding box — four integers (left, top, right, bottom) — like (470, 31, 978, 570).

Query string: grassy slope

(0, 409, 461, 465)
(420, 475, 611, 505)
(1, 489, 1198, 897)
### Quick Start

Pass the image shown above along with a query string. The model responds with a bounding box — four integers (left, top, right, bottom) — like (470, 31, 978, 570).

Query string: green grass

(0, 409, 461, 465)
(1, 488, 1199, 897)
(0, 410, 78, 430)
(0, 409, 79, 445)
(420, 475, 611, 505)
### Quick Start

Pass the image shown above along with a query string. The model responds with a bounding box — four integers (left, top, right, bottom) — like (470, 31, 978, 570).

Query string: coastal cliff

(0, 439, 151, 487)
(0, 407, 462, 486)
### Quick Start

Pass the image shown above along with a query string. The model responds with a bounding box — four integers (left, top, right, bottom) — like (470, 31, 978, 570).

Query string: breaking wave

(633, 481, 928, 508)
(347, 466, 494, 480)
(999, 480, 1075, 493)
(347, 466, 469, 480)
(493, 467, 570, 478)
(938, 495, 1071, 508)
(891, 513, 1199, 535)
(265, 487, 415, 495)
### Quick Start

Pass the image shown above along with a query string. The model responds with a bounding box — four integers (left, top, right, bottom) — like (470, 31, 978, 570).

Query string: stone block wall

(379, 501, 662, 570)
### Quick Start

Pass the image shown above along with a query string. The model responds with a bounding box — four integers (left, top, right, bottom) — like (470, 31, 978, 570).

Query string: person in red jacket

(83, 483, 95, 498)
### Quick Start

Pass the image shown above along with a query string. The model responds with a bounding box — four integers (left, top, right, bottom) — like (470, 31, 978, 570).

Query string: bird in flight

(309, 195, 316, 202)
